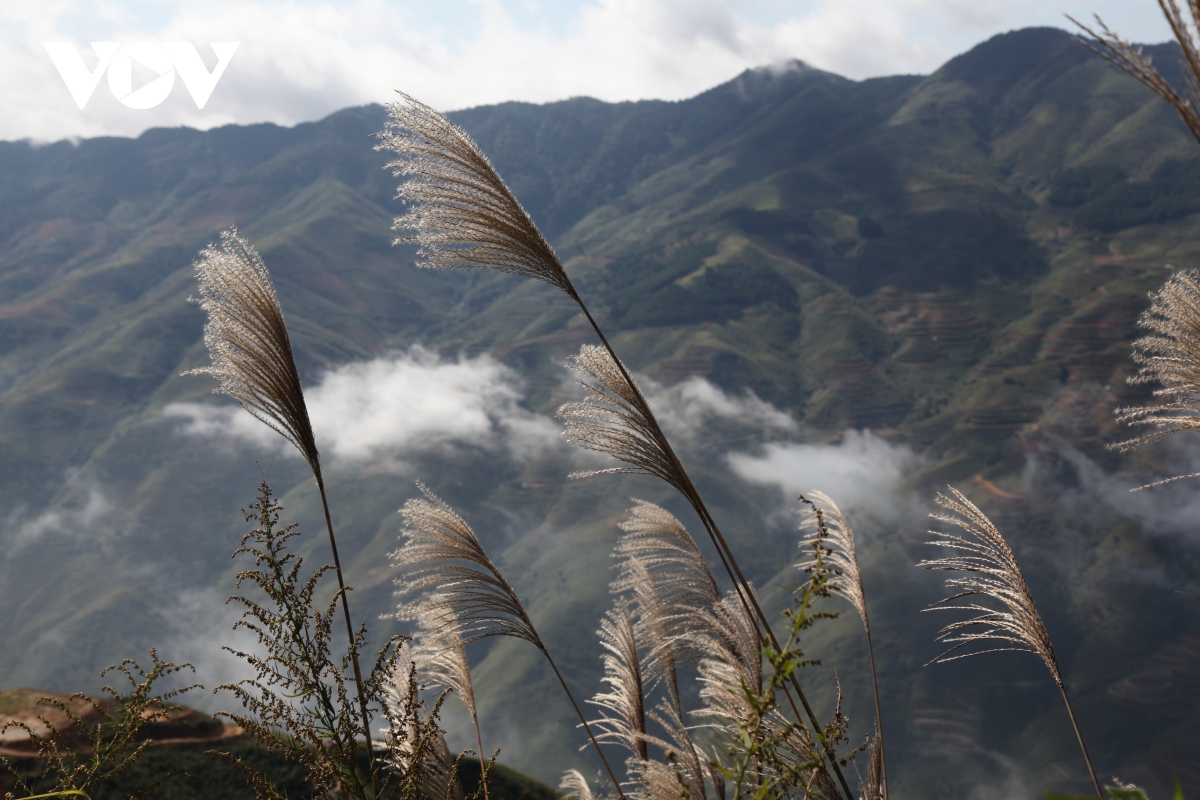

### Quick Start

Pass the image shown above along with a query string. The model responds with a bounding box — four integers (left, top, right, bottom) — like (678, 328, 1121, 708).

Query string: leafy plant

(213, 481, 453, 800)
(0, 652, 198, 800)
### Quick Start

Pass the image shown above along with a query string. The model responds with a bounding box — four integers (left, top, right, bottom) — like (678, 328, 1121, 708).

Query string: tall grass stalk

(920, 488, 1101, 798)
(798, 492, 887, 800)
(378, 99, 854, 800)
(184, 228, 377, 795)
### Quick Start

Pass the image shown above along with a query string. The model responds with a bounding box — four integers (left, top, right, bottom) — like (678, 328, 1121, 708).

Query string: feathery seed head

(392, 483, 544, 651)
(1111, 267, 1200, 488)
(558, 346, 686, 494)
(560, 770, 597, 800)
(184, 227, 320, 475)
(611, 501, 721, 684)
(409, 611, 477, 720)
(797, 491, 869, 631)
(377, 92, 575, 295)
(918, 487, 1061, 686)
(588, 600, 648, 763)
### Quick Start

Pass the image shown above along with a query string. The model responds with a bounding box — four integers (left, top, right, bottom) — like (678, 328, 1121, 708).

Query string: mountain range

(0, 26, 1198, 798)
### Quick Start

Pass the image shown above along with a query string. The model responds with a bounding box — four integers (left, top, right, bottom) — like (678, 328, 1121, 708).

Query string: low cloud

(727, 430, 918, 519)
(9, 483, 111, 546)
(1024, 437, 1200, 541)
(646, 376, 796, 445)
(166, 346, 561, 467)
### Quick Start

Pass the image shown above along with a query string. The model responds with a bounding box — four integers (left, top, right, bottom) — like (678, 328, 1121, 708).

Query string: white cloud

(727, 429, 918, 518)
(646, 375, 796, 445)
(1025, 437, 1200, 542)
(166, 345, 561, 466)
(0, 0, 1174, 142)
(10, 484, 112, 546)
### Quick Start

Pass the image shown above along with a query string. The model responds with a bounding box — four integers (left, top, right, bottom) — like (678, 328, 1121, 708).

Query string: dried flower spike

(392, 483, 627, 800)
(797, 491, 887, 799)
(1071, 6, 1200, 147)
(185, 227, 320, 474)
(558, 346, 685, 495)
(920, 487, 1101, 797)
(798, 491, 868, 631)
(1108, 268, 1200, 488)
(588, 600, 648, 763)
(377, 92, 575, 295)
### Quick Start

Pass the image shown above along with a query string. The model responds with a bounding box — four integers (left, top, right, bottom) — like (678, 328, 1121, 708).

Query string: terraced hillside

(0, 26, 1198, 798)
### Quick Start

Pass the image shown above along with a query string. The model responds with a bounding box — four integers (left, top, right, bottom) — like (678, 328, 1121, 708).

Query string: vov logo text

(44, 42, 239, 110)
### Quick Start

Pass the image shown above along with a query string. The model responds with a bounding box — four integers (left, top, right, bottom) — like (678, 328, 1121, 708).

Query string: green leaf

(1174, 776, 1185, 800)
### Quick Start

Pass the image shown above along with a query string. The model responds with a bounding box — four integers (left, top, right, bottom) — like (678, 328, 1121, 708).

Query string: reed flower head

(558, 346, 685, 495)
(560, 769, 597, 800)
(392, 483, 544, 651)
(409, 609, 477, 722)
(610, 501, 720, 689)
(1109, 267, 1200, 488)
(797, 491, 869, 632)
(918, 488, 1061, 686)
(376, 92, 575, 295)
(184, 227, 320, 476)
(588, 600, 648, 763)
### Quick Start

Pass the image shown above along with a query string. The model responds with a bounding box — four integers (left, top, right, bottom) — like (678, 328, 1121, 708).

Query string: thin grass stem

(317, 477, 379, 798)
(1058, 682, 1102, 798)
(864, 631, 887, 800)
(545, 651, 627, 800)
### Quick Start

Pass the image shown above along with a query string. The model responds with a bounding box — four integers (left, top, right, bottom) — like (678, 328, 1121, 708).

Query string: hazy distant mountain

(0, 27, 1197, 797)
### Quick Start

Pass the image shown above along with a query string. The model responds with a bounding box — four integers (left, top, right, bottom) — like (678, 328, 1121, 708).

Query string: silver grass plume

(588, 600, 648, 764)
(690, 592, 763, 721)
(1109, 268, 1200, 489)
(797, 492, 867, 629)
(919, 487, 1101, 797)
(185, 227, 319, 474)
(381, 657, 465, 800)
(558, 346, 687, 495)
(408, 609, 488, 800)
(377, 93, 575, 296)
(610, 501, 721, 707)
(185, 226, 377, 783)
(919, 488, 1059, 673)
(613, 501, 721, 614)
(393, 484, 628, 800)
(409, 610, 478, 720)
(797, 492, 888, 799)
(394, 484, 544, 649)
(560, 770, 598, 800)
(1070, 5, 1200, 147)
(637, 700, 708, 800)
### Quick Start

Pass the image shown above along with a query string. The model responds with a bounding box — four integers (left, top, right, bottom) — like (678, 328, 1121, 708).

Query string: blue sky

(0, 0, 1175, 142)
